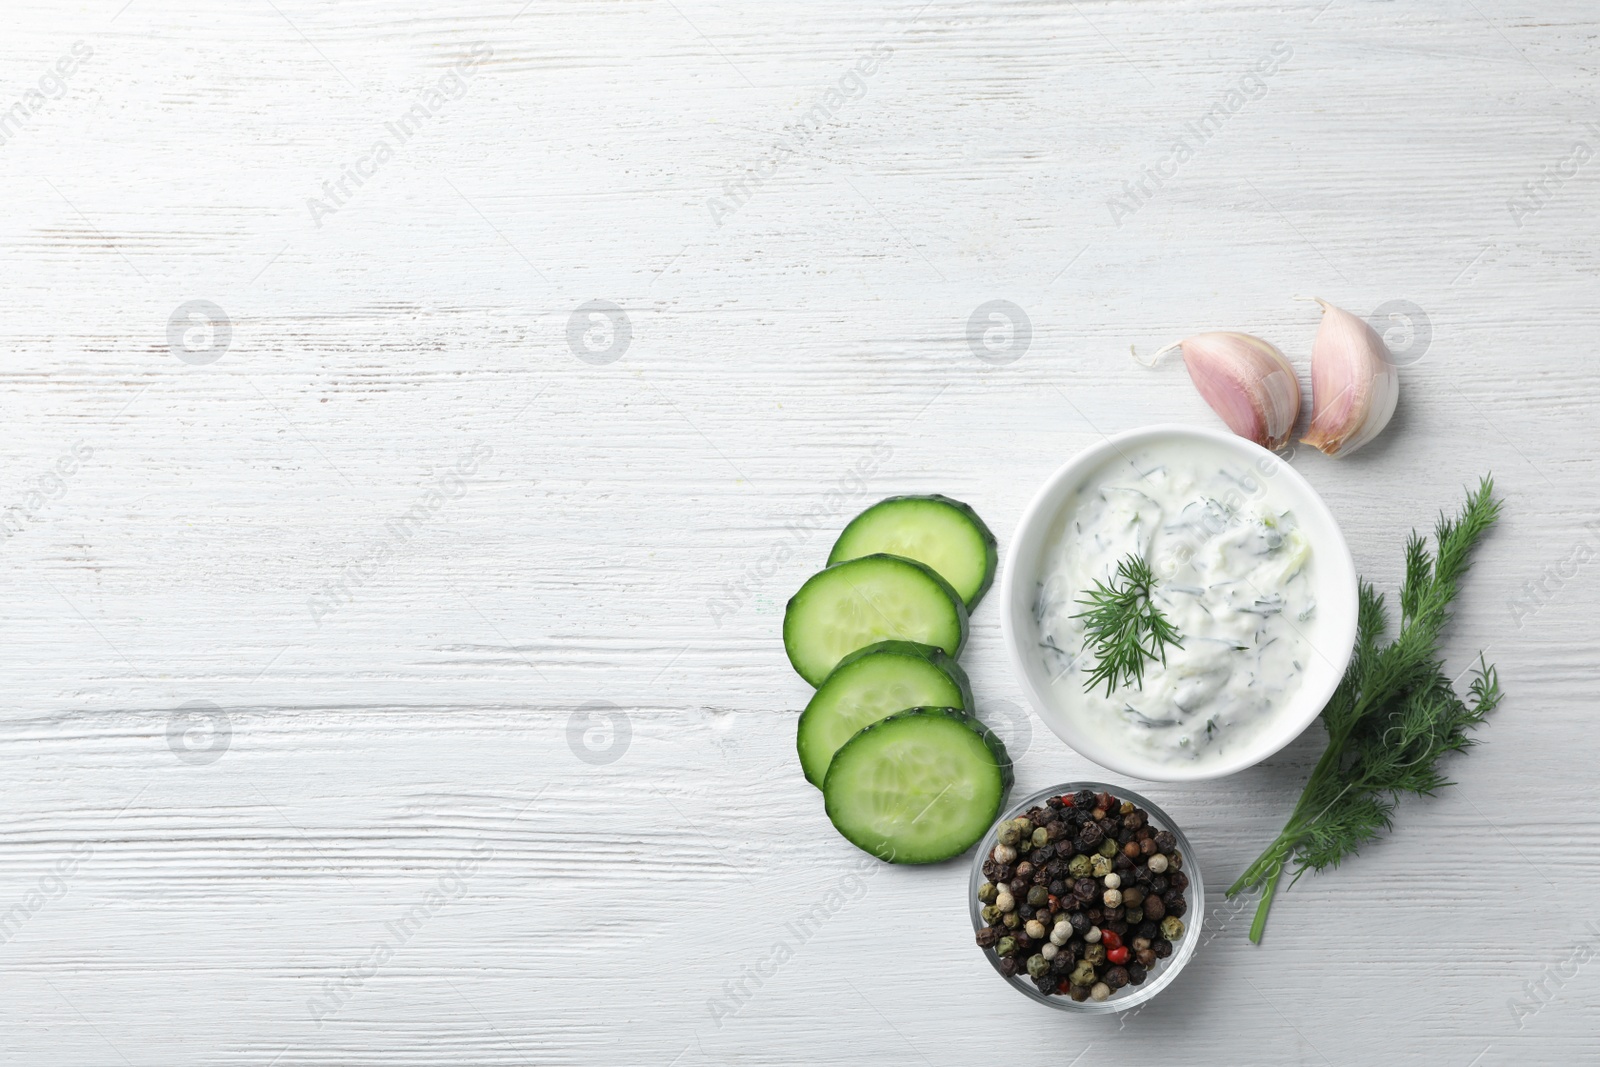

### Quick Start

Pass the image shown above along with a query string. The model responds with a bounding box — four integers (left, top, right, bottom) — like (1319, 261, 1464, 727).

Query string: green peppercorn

(1003, 912, 1019, 929)
(1031, 826, 1049, 848)
(996, 936, 1017, 957)
(1083, 942, 1106, 966)
(1067, 853, 1092, 877)
(1119, 800, 1135, 815)
(1027, 885, 1049, 907)
(1090, 854, 1112, 877)
(1026, 953, 1050, 978)
(978, 881, 998, 904)
(1069, 959, 1097, 987)
(998, 825, 1020, 847)
(1160, 916, 1185, 940)
(1097, 837, 1119, 859)
(981, 904, 1002, 924)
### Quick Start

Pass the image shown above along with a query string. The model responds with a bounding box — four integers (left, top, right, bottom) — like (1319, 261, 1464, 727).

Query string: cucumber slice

(796, 641, 973, 788)
(823, 707, 1012, 864)
(828, 495, 998, 610)
(783, 554, 968, 687)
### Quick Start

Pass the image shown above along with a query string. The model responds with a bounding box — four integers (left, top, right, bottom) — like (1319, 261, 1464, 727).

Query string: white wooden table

(2, 1, 1596, 1063)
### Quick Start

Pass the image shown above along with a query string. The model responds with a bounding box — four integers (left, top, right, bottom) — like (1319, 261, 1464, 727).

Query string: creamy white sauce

(1034, 442, 1316, 765)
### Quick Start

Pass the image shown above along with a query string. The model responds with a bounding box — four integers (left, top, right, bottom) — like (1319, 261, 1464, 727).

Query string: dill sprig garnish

(1072, 553, 1184, 696)
(1227, 476, 1503, 942)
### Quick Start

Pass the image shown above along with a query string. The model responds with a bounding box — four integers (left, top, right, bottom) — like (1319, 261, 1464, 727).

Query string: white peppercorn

(992, 843, 1018, 865)
(1083, 925, 1101, 944)
(995, 891, 1015, 913)
(1041, 942, 1059, 961)
(1089, 982, 1111, 1001)
(1102, 888, 1123, 908)
(1025, 919, 1046, 939)
(1147, 853, 1169, 874)
(1103, 872, 1121, 890)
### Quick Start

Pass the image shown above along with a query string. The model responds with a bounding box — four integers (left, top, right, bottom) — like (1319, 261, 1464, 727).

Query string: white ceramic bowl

(999, 424, 1358, 781)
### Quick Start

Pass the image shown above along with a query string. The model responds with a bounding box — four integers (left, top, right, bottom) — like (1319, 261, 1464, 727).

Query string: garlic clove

(1171, 332, 1300, 450)
(1301, 299, 1399, 458)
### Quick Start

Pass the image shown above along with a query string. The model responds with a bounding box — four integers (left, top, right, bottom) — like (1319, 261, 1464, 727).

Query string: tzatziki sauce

(1034, 441, 1316, 766)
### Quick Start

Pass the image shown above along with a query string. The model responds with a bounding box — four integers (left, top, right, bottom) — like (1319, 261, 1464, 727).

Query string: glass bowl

(968, 781, 1202, 1012)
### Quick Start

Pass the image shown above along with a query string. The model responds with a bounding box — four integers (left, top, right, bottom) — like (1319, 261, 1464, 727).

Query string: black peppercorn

(1107, 920, 1129, 938)
(1116, 827, 1134, 845)
(1031, 846, 1054, 864)
(1015, 860, 1035, 881)
(976, 928, 999, 948)
(994, 864, 1013, 883)
(1114, 853, 1135, 872)
(1030, 809, 1050, 827)
(1122, 886, 1145, 909)
(1018, 903, 1035, 921)
(1098, 816, 1118, 836)
(1152, 938, 1172, 959)
(1074, 877, 1097, 899)
(1140, 838, 1157, 856)
(1135, 947, 1156, 968)
(1149, 874, 1168, 893)
(1165, 896, 1187, 919)
(982, 858, 999, 880)
(1047, 795, 1064, 810)
(1094, 792, 1116, 811)
(1142, 894, 1165, 922)
(1086, 907, 1103, 924)
(1138, 920, 1159, 940)
(999, 956, 1018, 977)
(1076, 823, 1104, 849)
(1049, 880, 1066, 897)
(1153, 830, 1177, 852)
(1033, 974, 1055, 993)
(1069, 911, 1089, 934)
(1127, 963, 1148, 985)
(1123, 811, 1145, 831)
(1104, 965, 1130, 990)
(1073, 790, 1095, 808)
(1170, 871, 1190, 892)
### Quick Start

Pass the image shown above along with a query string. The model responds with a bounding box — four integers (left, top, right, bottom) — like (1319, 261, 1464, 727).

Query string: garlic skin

(1301, 299, 1399, 457)
(1169, 332, 1300, 450)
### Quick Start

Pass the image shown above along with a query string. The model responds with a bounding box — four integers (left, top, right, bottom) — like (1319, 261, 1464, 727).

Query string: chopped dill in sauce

(1033, 443, 1316, 764)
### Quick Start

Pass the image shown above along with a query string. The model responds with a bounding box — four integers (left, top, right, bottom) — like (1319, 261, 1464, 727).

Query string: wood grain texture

(1, 0, 1597, 1062)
